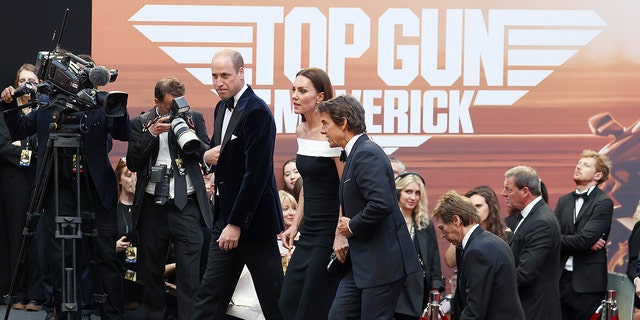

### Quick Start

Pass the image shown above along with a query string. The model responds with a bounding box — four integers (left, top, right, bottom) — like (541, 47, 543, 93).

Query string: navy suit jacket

(555, 186, 613, 293)
(126, 108, 213, 229)
(339, 134, 421, 288)
(509, 199, 562, 320)
(211, 86, 284, 242)
(458, 226, 525, 320)
(3, 99, 130, 209)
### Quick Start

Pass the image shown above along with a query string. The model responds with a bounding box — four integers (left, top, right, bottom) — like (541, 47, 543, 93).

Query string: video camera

(11, 50, 128, 133)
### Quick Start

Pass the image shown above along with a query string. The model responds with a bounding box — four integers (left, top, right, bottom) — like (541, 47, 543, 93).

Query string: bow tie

(339, 150, 347, 163)
(225, 98, 235, 111)
(572, 191, 589, 200)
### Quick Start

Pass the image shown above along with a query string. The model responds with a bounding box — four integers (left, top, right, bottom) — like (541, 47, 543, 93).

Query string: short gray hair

(504, 166, 541, 196)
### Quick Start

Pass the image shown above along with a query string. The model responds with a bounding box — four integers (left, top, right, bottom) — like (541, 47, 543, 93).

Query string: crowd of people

(0, 46, 634, 320)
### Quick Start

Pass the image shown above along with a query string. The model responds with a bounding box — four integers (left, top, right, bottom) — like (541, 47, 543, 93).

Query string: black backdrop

(0, 0, 91, 294)
(0, 1, 91, 89)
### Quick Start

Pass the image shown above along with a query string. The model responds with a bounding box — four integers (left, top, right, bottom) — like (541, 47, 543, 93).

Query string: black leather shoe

(25, 300, 43, 311)
(12, 300, 27, 310)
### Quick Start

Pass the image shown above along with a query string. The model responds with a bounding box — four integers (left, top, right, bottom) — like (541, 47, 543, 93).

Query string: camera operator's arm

(128, 115, 156, 171)
(126, 113, 167, 172)
(1, 87, 37, 140)
(1, 86, 15, 103)
(107, 111, 131, 142)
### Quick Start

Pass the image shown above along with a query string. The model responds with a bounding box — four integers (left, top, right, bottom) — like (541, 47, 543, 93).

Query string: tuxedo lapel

(213, 102, 225, 147)
(510, 201, 542, 244)
(221, 108, 244, 150)
(339, 151, 351, 216)
(339, 134, 368, 217)
(575, 190, 598, 225)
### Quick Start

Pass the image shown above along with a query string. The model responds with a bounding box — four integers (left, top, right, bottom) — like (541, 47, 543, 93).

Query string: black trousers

(191, 212, 284, 320)
(328, 257, 406, 320)
(560, 269, 605, 320)
(138, 194, 204, 320)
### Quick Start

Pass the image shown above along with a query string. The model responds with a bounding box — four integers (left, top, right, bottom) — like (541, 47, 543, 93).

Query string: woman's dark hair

(295, 68, 333, 122)
(465, 186, 507, 241)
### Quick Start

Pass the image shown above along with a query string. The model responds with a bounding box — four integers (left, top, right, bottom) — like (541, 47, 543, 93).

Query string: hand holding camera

(149, 115, 172, 136)
(1, 86, 15, 103)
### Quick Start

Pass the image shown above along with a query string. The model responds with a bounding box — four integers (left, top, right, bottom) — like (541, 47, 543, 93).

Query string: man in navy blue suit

(191, 48, 285, 320)
(1, 68, 130, 319)
(432, 190, 525, 320)
(317, 95, 421, 319)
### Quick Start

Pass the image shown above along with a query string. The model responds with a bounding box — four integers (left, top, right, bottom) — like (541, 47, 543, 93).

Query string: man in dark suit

(555, 150, 613, 319)
(1, 74, 130, 319)
(432, 190, 525, 320)
(191, 48, 285, 319)
(316, 95, 421, 319)
(502, 166, 562, 320)
(126, 76, 212, 320)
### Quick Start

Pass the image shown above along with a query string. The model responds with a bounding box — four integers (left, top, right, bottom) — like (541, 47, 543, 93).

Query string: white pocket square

(231, 134, 238, 140)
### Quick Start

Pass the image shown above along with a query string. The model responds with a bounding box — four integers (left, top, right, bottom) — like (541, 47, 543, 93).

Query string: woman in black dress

(279, 68, 344, 319)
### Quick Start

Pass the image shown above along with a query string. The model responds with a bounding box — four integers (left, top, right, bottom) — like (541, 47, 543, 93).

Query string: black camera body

(150, 164, 171, 205)
(156, 96, 202, 155)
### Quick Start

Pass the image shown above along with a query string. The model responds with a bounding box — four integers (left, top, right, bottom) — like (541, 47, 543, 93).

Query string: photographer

(0, 56, 130, 319)
(126, 76, 212, 320)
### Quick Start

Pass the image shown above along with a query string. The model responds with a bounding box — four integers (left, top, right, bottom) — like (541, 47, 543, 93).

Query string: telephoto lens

(171, 117, 201, 154)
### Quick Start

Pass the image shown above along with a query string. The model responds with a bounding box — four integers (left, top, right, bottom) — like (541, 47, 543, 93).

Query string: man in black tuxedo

(126, 76, 212, 320)
(502, 166, 562, 320)
(555, 150, 613, 320)
(316, 95, 421, 319)
(191, 48, 285, 319)
(1, 75, 130, 319)
(432, 190, 524, 319)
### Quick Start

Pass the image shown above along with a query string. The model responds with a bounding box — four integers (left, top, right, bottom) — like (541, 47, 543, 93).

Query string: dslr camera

(158, 96, 202, 155)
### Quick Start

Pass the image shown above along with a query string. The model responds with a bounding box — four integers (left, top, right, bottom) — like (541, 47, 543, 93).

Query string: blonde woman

(394, 172, 444, 320)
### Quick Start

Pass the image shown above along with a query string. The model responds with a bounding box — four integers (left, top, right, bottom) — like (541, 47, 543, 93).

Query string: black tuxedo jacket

(3, 100, 131, 209)
(127, 108, 213, 229)
(210, 86, 284, 242)
(339, 134, 421, 288)
(555, 186, 613, 293)
(509, 199, 562, 320)
(458, 226, 525, 320)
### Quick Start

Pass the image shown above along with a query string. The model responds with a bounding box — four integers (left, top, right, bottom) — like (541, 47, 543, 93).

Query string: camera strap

(141, 107, 158, 132)
(184, 111, 195, 128)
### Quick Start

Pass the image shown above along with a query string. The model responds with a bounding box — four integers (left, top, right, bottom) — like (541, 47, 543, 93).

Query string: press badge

(19, 149, 32, 167)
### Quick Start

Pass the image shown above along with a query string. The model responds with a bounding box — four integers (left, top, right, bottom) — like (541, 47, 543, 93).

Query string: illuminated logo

(129, 5, 606, 153)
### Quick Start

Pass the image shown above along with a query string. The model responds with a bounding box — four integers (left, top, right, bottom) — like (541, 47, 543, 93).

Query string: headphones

(395, 172, 425, 200)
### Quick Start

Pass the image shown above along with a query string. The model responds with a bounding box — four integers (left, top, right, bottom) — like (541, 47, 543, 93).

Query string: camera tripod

(3, 132, 106, 320)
